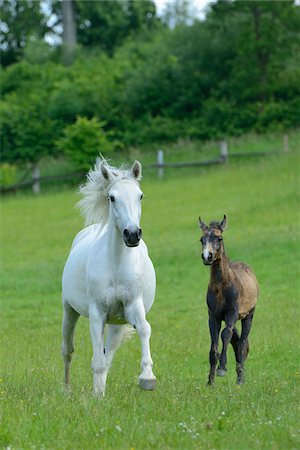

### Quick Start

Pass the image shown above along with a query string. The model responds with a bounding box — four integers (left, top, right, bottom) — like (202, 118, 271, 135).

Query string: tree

(0, 0, 48, 66)
(161, 0, 198, 27)
(65, 0, 160, 55)
(62, 0, 77, 64)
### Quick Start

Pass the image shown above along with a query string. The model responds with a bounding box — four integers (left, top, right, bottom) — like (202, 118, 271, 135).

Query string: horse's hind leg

(230, 327, 242, 379)
(62, 301, 80, 388)
(237, 307, 255, 384)
(230, 327, 240, 360)
(218, 310, 238, 377)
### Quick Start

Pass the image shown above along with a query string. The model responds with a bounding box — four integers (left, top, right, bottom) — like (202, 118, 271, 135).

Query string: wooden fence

(0, 135, 289, 194)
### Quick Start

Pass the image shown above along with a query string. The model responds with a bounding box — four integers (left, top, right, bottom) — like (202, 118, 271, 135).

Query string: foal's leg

(89, 304, 107, 397)
(61, 301, 80, 388)
(237, 307, 255, 384)
(208, 316, 221, 386)
(218, 309, 238, 376)
(125, 299, 156, 390)
(230, 326, 241, 367)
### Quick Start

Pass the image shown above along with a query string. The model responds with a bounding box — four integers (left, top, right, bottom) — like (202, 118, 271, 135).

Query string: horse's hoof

(93, 391, 105, 399)
(217, 368, 227, 377)
(237, 378, 244, 385)
(138, 378, 156, 391)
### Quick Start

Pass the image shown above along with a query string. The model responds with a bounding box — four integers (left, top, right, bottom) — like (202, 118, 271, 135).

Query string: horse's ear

(101, 163, 111, 181)
(199, 217, 208, 231)
(131, 160, 142, 181)
(218, 214, 227, 232)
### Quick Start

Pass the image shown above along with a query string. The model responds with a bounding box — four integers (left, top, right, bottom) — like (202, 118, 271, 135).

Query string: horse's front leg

(208, 315, 221, 386)
(125, 298, 156, 390)
(89, 304, 107, 397)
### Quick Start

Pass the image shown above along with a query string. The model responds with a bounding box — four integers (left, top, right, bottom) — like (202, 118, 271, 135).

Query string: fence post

(157, 149, 164, 179)
(220, 140, 228, 162)
(32, 165, 40, 194)
(283, 134, 289, 153)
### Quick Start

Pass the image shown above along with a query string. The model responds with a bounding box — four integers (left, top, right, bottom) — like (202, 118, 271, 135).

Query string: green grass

(0, 148, 300, 449)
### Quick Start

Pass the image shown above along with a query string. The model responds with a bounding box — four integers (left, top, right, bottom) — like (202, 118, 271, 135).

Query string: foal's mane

(209, 221, 221, 229)
(77, 158, 137, 229)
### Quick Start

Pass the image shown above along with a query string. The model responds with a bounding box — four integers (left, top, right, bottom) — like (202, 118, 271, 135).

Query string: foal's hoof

(62, 383, 72, 396)
(138, 378, 157, 391)
(217, 368, 227, 377)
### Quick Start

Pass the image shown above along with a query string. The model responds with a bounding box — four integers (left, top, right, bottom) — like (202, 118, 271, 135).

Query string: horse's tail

(122, 324, 136, 342)
(104, 324, 135, 356)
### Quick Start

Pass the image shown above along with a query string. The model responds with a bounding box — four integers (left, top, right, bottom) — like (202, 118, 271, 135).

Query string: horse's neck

(105, 222, 126, 264)
(211, 247, 231, 286)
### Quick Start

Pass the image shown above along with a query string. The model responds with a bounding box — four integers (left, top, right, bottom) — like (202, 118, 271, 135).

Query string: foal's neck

(211, 245, 231, 285)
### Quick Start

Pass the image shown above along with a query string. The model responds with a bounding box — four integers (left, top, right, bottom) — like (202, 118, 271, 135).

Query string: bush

(56, 116, 121, 170)
(0, 163, 17, 187)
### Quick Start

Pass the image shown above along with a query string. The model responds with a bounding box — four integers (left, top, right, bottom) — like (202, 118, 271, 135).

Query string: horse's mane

(77, 158, 135, 229)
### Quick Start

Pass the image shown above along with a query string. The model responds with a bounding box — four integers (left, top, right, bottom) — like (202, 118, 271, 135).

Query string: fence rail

(0, 135, 289, 194)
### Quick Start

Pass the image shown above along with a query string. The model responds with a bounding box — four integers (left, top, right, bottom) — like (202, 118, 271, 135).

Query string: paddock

(0, 151, 299, 449)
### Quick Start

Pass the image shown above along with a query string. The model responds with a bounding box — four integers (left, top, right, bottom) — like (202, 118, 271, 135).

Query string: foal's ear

(218, 214, 227, 232)
(199, 217, 208, 231)
(131, 160, 142, 181)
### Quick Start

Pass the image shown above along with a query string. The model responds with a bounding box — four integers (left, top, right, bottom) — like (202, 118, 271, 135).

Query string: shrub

(0, 163, 17, 187)
(56, 116, 121, 170)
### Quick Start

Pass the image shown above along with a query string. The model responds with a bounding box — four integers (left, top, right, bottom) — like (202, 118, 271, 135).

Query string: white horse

(61, 159, 156, 397)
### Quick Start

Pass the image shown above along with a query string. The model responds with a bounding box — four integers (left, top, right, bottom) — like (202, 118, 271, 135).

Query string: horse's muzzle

(202, 253, 213, 265)
(123, 228, 142, 247)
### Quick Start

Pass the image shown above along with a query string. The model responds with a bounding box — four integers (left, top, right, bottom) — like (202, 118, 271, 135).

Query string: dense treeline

(1, 0, 300, 168)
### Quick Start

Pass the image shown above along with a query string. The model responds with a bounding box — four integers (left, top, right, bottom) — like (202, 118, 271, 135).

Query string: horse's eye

(140, 194, 144, 200)
(200, 237, 204, 244)
(110, 195, 115, 203)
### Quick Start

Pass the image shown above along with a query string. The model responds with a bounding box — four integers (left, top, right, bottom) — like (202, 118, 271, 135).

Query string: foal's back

(229, 261, 259, 319)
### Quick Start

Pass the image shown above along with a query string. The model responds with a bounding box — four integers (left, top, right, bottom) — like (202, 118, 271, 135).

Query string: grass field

(0, 147, 299, 449)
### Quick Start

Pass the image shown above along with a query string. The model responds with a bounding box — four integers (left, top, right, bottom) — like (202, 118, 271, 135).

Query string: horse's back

(230, 261, 259, 319)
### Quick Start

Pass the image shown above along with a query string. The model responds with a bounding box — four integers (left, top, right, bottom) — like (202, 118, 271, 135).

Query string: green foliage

(0, 0, 48, 67)
(76, 0, 161, 54)
(0, 163, 17, 186)
(1, 151, 299, 449)
(0, 0, 299, 164)
(56, 116, 119, 170)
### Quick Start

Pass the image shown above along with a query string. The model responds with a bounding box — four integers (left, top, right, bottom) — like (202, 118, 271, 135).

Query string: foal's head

(199, 215, 227, 265)
(101, 160, 144, 247)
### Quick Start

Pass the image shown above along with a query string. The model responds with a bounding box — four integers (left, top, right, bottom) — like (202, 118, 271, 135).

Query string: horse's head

(199, 215, 227, 265)
(101, 160, 144, 247)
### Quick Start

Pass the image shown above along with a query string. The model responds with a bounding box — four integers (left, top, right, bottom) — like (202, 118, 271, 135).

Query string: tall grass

(0, 148, 299, 449)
